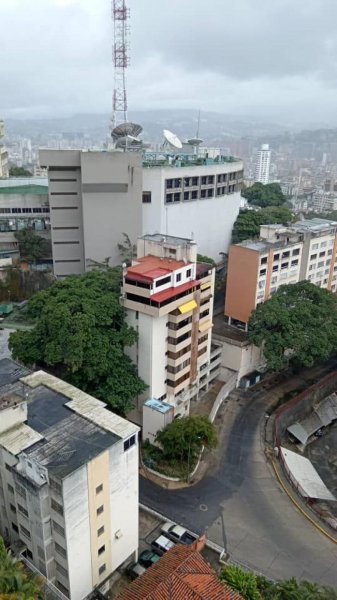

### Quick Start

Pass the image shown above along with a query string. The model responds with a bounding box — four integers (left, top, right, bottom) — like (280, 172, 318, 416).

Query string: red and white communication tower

(112, 0, 130, 128)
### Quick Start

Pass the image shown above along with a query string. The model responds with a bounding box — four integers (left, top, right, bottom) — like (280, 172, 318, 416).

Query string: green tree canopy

(242, 182, 287, 207)
(248, 281, 337, 371)
(9, 166, 33, 177)
(9, 268, 146, 415)
(197, 253, 217, 267)
(232, 206, 294, 243)
(220, 565, 337, 600)
(15, 229, 51, 263)
(0, 537, 43, 599)
(156, 415, 218, 462)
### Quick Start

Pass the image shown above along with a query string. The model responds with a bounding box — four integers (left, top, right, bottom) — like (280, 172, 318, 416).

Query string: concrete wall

(108, 439, 139, 571)
(142, 163, 243, 260)
(137, 312, 167, 401)
(225, 245, 260, 323)
(216, 337, 264, 382)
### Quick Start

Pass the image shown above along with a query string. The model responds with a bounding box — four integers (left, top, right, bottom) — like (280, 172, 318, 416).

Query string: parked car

(151, 534, 176, 556)
(127, 562, 146, 580)
(161, 522, 198, 545)
(138, 549, 161, 569)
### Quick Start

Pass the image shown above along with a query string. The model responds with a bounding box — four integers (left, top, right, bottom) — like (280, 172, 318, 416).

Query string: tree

(197, 253, 217, 267)
(9, 166, 33, 177)
(156, 415, 218, 463)
(0, 537, 43, 599)
(248, 281, 337, 371)
(15, 229, 51, 263)
(118, 232, 136, 265)
(220, 565, 262, 600)
(219, 565, 337, 600)
(242, 182, 286, 208)
(9, 269, 146, 416)
(232, 206, 294, 243)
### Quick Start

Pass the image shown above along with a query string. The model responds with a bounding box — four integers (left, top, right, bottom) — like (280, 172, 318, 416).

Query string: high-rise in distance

(254, 143, 271, 184)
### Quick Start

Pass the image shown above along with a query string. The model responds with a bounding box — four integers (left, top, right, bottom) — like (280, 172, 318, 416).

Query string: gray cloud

(1, 0, 337, 124)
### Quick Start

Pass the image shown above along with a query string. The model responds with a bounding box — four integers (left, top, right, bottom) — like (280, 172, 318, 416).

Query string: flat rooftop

(237, 239, 300, 253)
(0, 185, 48, 195)
(142, 154, 240, 168)
(141, 233, 195, 246)
(0, 359, 138, 479)
(292, 218, 337, 233)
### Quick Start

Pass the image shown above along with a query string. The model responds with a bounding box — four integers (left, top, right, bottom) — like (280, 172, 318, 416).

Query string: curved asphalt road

(140, 390, 337, 586)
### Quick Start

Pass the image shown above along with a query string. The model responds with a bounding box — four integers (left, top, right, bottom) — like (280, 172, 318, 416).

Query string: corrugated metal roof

(280, 447, 336, 501)
(0, 423, 43, 455)
(287, 392, 337, 444)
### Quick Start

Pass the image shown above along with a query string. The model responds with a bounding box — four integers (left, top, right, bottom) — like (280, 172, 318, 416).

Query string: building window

(201, 176, 207, 185)
(18, 504, 28, 517)
(173, 192, 181, 203)
(55, 581, 69, 596)
(183, 191, 190, 201)
(124, 435, 136, 451)
(12, 523, 18, 533)
(165, 194, 173, 204)
(260, 257, 268, 265)
(97, 526, 105, 537)
(97, 505, 104, 516)
(50, 478, 62, 494)
(166, 179, 173, 189)
(5, 463, 12, 472)
(155, 275, 171, 288)
(26, 549, 33, 560)
(174, 178, 182, 188)
(96, 484, 103, 495)
(55, 542, 67, 559)
(99, 564, 106, 576)
(273, 253, 280, 261)
(207, 188, 214, 198)
(20, 525, 31, 540)
(51, 499, 64, 516)
(7, 484, 14, 494)
(191, 190, 198, 199)
(142, 192, 151, 204)
(200, 189, 206, 198)
(52, 520, 65, 537)
(176, 273, 181, 283)
(259, 269, 266, 276)
(10, 504, 16, 513)
(98, 545, 105, 556)
(186, 269, 191, 278)
(56, 562, 68, 578)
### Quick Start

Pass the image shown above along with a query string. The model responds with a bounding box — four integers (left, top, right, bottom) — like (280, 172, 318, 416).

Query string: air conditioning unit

(115, 529, 123, 539)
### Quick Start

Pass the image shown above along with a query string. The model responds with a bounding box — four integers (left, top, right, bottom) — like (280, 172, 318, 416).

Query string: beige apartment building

(0, 358, 139, 600)
(0, 121, 9, 179)
(39, 150, 143, 277)
(123, 234, 221, 417)
(225, 218, 337, 326)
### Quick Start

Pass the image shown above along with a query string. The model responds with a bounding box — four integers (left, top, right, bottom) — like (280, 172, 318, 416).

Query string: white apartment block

(0, 359, 139, 600)
(39, 150, 143, 278)
(225, 218, 337, 326)
(142, 157, 244, 260)
(254, 143, 271, 185)
(0, 121, 9, 179)
(123, 234, 221, 417)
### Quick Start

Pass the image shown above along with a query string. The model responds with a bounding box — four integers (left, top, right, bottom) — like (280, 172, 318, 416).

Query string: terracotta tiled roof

(116, 545, 243, 600)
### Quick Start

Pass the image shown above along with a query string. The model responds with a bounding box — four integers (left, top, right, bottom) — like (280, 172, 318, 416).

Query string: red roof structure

(127, 255, 191, 283)
(116, 545, 243, 600)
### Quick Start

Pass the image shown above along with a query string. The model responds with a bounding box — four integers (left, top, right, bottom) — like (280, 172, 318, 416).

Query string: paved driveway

(140, 389, 337, 585)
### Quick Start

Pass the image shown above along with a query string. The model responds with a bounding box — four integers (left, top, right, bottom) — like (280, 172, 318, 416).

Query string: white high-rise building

(0, 121, 9, 179)
(254, 144, 271, 185)
(0, 359, 139, 600)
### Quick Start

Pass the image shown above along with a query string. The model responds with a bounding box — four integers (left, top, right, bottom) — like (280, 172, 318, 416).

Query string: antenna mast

(112, 0, 129, 128)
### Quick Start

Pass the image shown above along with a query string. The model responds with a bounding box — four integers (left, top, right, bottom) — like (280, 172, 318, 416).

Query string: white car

(151, 534, 176, 556)
(161, 522, 197, 545)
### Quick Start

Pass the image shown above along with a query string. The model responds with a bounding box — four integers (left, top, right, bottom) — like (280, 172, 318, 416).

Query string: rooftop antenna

(187, 111, 203, 156)
(112, 0, 130, 129)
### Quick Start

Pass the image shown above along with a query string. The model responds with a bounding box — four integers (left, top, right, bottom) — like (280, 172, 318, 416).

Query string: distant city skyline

(1, 0, 337, 126)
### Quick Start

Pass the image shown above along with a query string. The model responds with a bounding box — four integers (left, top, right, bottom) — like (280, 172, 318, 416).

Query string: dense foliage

(241, 182, 287, 208)
(9, 166, 33, 177)
(156, 415, 218, 462)
(15, 229, 51, 263)
(0, 537, 43, 599)
(248, 281, 337, 370)
(197, 253, 217, 267)
(220, 565, 337, 600)
(232, 206, 294, 243)
(9, 269, 146, 415)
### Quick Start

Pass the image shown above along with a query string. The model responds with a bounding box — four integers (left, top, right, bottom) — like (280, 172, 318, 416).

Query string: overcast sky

(1, 0, 337, 125)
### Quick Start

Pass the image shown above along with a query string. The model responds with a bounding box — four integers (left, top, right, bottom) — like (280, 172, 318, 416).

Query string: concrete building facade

(123, 234, 221, 416)
(0, 121, 9, 179)
(0, 359, 139, 600)
(254, 143, 271, 185)
(225, 218, 337, 325)
(39, 150, 143, 278)
(142, 157, 244, 260)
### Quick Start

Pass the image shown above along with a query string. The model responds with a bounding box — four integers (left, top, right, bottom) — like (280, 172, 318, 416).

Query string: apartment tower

(254, 143, 271, 184)
(0, 121, 9, 179)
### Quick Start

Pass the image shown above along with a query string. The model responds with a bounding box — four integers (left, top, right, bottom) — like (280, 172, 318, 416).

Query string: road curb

(271, 459, 337, 545)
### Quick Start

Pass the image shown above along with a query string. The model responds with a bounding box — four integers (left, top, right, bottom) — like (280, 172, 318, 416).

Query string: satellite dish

(115, 135, 142, 150)
(112, 122, 143, 141)
(188, 138, 203, 146)
(163, 129, 183, 150)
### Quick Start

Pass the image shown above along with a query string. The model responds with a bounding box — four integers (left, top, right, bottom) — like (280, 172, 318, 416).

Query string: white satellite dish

(163, 129, 183, 150)
(188, 138, 203, 146)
